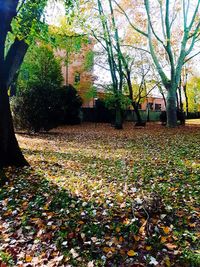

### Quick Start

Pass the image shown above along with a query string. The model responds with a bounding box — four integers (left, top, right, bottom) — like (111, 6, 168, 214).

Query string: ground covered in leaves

(0, 122, 200, 267)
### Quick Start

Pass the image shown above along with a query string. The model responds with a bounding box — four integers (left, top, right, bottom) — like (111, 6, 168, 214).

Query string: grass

(0, 122, 200, 266)
(186, 118, 200, 125)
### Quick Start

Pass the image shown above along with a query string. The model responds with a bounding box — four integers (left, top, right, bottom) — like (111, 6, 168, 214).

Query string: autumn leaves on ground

(0, 122, 200, 267)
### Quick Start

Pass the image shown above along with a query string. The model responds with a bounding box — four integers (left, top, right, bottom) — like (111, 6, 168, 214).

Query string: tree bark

(183, 84, 189, 117)
(115, 102, 123, 129)
(0, 85, 28, 168)
(132, 101, 142, 124)
(166, 89, 177, 127)
(126, 71, 142, 124)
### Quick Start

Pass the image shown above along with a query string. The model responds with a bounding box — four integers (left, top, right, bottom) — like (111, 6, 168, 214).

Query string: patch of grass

(0, 123, 199, 266)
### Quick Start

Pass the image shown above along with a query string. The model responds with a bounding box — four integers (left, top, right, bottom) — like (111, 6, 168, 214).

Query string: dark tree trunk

(0, 25, 28, 170)
(132, 101, 142, 124)
(115, 104, 123, 129)
(126, 71, 142, 124)
(166, 89, 177, 127)
(0, 85, 28, 168)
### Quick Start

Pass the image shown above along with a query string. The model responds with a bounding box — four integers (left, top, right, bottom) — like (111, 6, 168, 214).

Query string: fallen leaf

(127, 250, 136, 257)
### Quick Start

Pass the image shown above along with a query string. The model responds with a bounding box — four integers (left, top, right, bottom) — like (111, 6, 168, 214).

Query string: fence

(81, 108, 162, 123)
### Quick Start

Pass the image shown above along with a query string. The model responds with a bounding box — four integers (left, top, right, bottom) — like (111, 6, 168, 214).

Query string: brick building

(56, 40, 96, 107)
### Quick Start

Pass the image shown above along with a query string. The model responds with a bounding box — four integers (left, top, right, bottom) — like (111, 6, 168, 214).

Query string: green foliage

(13, 0, 48, 42)
(84, 86, 97, 100)
(84, 50, 94, 71)
(11, 85, 82, 132)
(0, 251, 14, 266)
(12, 45, 82, 132)
(48, 16, 89, 53)
(185, 76, 200, 112)
(181, 250, 200, 267)
(17, 44, 63, 92)
(104, 89, 131, 110)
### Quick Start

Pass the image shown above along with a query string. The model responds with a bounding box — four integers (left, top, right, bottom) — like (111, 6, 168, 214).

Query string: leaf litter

(0, 122, 200, 266)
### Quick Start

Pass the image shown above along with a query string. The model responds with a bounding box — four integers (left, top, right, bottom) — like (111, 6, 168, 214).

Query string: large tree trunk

(0, 85, 28, 168)
(166, 89, 177, 127)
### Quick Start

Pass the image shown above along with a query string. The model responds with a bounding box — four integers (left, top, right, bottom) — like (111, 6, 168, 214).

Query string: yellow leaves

(103, 246, 116, 256)
(139, 220, 147, 235)
(164, 256, 171, 267)
(22, 201, 28, 208)
(161, 236, 167, 243)
(134, 235, 140, 241)
(162, 226, 171, 234)
(25, 255, 33, 263)
(188, 223, 196, 228)
(116, 227, 121, 233)
(127, 250, 136, 257)
(116, 194, 124, 203)
(3, 210, 12, 216)
(43, 204, 49, 210)
(103, 247, 110, 253)
(110, 247, 116, 253)
(145, 246, 152, 251)
(78, 220, 85, 225)
(123, 218, 130, 225)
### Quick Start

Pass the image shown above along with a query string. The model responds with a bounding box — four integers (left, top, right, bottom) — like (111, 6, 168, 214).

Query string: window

(147, 103, 153, 110)
(155, 104, 162, 111)
(74, 73, 81, 84)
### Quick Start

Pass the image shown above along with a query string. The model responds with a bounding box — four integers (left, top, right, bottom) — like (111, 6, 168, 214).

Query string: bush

(160, 111, 167, 125)
(60, 85, 82, 125)
(11, 85, 82, 132)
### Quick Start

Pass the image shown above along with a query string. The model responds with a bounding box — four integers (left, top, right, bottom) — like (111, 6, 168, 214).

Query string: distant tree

(185, 76, 200, 113)
(90, 0, 125, 129)
(17, 44, 63, 92)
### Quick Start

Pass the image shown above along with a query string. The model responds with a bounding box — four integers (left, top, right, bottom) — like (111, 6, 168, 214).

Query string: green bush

(11, 44, 82, 132)
(11, 85, 82, 132)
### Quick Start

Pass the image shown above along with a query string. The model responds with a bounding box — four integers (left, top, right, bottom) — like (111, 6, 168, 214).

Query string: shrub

(11, 44, 82, 132)
(60, 85, 82, 125)
(11, 85, 82, 132)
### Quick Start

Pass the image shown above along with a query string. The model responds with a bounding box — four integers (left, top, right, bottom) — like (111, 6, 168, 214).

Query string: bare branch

(113, 0, 148, 38)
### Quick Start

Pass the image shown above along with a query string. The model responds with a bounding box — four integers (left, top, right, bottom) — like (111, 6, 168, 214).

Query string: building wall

(55, 41, 96, 107)
(141, 97, 166, 111)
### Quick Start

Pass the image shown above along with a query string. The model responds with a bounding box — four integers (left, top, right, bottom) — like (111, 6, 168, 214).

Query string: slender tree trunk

(166, 88, 177, 127)
(126, 72, 142, 124)
(132, 101, 142, 124)
(0, 84, 28, 168)
(183, 84, 189, 117)
(176, 92, 179, 110)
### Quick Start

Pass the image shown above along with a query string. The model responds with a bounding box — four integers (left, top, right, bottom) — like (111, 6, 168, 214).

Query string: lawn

(186, 119, 200, 125)
(0, 123, 200, 266)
